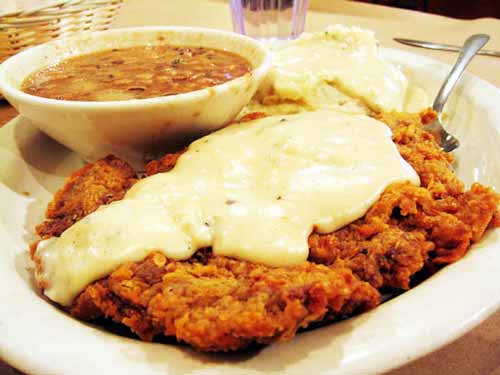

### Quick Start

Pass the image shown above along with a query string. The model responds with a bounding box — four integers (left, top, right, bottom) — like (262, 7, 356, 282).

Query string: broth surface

(22, 45, 252, 101)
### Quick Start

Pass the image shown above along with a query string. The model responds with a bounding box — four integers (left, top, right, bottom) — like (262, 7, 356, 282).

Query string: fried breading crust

(309, 110, 499, 287)
(35, 155, 137, 239)
(33, 109, 500, 351)
(70, 252, 379, 351)
(144, 150, 184, 176)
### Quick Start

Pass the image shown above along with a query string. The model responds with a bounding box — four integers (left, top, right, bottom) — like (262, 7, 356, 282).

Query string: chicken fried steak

(70, 252, 379, 351)
(32, 110, 499, 351)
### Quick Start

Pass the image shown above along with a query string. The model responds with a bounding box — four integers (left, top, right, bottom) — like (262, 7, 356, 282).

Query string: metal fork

(424, 34, 490, 152)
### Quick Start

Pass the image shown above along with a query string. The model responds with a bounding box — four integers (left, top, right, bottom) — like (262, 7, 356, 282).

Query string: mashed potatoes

(241, 25, 426, 117)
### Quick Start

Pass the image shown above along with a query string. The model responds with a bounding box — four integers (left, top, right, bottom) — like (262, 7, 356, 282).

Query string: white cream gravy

(36, 110, 419, 305)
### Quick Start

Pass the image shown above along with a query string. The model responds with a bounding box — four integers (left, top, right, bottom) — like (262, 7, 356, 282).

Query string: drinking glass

(230, 0, 309, 40)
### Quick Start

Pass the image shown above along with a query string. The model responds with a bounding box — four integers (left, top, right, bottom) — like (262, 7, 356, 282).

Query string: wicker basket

(0, 0, 124, 64)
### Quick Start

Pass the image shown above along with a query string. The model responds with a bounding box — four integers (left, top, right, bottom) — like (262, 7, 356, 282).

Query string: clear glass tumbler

(230, 0, 309, 40)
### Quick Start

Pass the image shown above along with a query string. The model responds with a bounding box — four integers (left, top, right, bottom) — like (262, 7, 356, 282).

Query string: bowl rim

(0, 25, 273, 109)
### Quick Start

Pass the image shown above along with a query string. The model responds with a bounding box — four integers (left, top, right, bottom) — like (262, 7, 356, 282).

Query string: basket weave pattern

(0, 0, 124, 63)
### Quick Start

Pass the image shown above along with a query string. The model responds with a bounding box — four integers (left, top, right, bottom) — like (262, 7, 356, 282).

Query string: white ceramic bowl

(0, 26, 272, 167)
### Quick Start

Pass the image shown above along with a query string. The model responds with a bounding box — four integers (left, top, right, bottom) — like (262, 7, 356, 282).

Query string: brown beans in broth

(21, 45, 252, 101)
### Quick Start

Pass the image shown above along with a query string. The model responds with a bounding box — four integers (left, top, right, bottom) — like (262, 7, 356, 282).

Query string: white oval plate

(0, 49, 499, 375)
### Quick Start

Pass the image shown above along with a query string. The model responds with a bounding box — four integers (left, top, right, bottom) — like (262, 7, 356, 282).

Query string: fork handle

(432, 34, 490, 114)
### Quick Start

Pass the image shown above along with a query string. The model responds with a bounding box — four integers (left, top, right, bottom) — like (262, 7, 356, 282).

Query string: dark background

(353, 0, 500, 19)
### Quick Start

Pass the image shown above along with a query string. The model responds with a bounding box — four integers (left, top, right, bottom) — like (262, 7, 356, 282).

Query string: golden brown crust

(144, 151, 185, 176)
(70, 252, 379, 351)
(32, 109, 500, 351)
(379, 110, 463, 198)
(237, 111, 268, 123)
(308, 110, 499, 285)
(309, 222, 434, 289)
(35, 155, 137, 239)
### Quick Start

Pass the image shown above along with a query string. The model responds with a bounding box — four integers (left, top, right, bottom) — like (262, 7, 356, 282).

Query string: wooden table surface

(1, 0, 499, 374)
(0, 103, 17, 125)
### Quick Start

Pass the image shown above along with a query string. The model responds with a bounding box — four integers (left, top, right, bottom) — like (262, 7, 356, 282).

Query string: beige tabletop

(1, 0, 499, 374)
